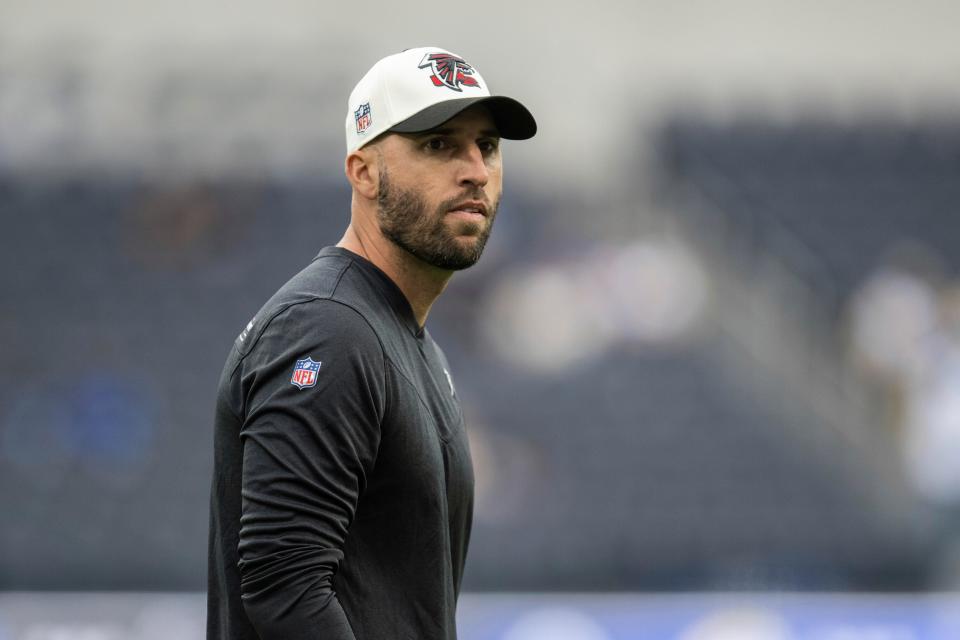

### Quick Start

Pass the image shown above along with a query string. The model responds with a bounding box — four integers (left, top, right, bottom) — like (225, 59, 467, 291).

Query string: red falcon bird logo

(418, 53, 481, 92)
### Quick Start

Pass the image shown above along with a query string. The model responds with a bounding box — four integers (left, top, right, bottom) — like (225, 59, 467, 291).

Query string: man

(207, 46, 536, 639)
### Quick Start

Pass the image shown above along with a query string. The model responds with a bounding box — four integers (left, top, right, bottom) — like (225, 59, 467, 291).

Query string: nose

(458, 143, 489, 189)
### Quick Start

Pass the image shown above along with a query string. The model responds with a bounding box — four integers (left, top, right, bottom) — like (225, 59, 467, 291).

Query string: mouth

(446, 200, 488, 221)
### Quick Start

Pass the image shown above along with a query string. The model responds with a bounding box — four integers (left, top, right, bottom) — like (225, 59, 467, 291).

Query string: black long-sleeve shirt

(207, 246, 475, 639)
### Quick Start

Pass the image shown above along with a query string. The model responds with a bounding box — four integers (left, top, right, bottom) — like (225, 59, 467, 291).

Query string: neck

(337, 224, 453, 330)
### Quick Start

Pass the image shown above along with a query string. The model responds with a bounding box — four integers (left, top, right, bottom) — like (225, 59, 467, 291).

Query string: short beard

(376, 166, 497, 271)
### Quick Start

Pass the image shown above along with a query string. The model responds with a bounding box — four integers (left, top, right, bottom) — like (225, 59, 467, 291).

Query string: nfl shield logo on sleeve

(290, 356, 321, 390)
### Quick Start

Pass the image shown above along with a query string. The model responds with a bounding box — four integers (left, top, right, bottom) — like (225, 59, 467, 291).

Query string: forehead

(418, 104, 499, 137)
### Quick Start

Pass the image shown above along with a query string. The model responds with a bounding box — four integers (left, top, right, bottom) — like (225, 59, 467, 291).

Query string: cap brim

(388, 96, 537, 140)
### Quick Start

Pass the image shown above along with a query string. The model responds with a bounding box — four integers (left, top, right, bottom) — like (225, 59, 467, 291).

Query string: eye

(478, 138, 500, 154)
(424, 137, 449, 152)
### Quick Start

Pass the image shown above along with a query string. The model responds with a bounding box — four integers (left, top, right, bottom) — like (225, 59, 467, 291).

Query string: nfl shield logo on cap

(355, 102, 372, 135)
(290, 356, 321, 390)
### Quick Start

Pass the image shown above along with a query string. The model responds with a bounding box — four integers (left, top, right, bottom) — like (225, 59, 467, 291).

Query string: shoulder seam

(329, 255, 354, 298)
(231, 295, 391, 417)
(231, 252, 354, 368)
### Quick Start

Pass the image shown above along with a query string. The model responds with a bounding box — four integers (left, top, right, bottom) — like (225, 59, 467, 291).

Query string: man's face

(374, 105, 503, 271)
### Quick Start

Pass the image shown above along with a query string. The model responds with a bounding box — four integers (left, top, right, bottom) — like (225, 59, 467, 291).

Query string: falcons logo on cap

(418, 53, 480, 92)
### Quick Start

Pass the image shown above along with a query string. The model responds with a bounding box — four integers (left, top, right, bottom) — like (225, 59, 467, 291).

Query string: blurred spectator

(847, 265, 938, 387)
(481, 236, 708, 374)
(902, 286, 960, 506)
(848, 258, 960, 507)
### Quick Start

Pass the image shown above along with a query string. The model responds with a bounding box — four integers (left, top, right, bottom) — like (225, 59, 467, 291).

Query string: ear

(344, 146, 379, 201)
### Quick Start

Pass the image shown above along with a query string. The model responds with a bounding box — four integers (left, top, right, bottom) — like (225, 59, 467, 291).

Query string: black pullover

(207, 246, 474, 639)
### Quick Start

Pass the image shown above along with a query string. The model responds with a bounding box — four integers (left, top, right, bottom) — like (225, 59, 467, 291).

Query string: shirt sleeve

(235, 299, 386, 639)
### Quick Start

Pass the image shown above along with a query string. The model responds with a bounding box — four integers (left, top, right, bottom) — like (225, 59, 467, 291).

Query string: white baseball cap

(345, 46, 537, 153)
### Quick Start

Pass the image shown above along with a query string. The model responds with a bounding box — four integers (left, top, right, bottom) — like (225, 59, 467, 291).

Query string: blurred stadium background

(2, 1, 960, 638)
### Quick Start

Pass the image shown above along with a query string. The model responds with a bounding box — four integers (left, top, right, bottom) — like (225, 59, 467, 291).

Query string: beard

(377, 166, 498, 271)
